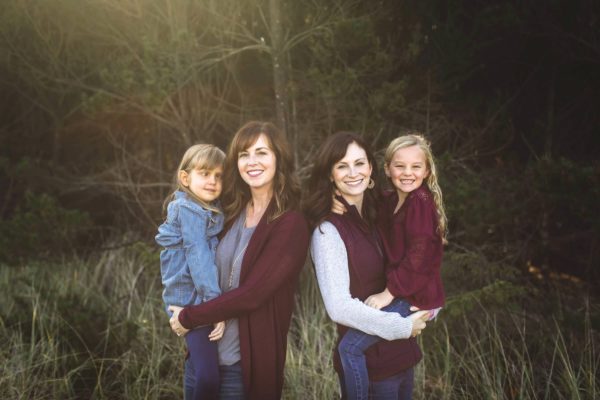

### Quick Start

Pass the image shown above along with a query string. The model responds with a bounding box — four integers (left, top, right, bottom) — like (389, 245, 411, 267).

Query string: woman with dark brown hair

(304, 131, 429, 399)
(169, 121, 309, 400)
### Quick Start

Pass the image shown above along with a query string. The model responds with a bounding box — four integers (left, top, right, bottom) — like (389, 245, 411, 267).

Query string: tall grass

(283, 266, 339, 399)
(1, 244, 598, 399)
(284, 257, 599, 400)
(0, 244, 185, 399)
(412, 311, 599, 400)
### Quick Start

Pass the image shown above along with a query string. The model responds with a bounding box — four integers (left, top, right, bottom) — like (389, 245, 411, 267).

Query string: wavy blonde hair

(385, 133, 448, 243)
(163, 144, 225, 214)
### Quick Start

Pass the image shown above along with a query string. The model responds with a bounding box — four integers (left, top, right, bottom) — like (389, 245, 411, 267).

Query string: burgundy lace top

(377, 185, 445, 310)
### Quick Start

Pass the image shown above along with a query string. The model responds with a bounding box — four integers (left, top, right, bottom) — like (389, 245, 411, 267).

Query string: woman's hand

(408, 310, 429, 337)
(331, 191, 347, 215)
(168, 305, 190, 337)
(365, 288, 394, 310)
(209, 321, 226, 341)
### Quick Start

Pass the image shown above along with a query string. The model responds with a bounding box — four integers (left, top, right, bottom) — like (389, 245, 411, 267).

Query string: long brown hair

(221, 121, 301, 230)
(303, 132, 379, 230)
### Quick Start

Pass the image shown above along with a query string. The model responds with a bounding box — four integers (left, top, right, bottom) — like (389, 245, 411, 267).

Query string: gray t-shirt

(216, 209, 256, 366)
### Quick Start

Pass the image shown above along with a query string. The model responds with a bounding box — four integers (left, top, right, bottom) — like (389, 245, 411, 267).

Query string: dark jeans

(338, 299, 412, 400)
(219, 362, 245, 400)
(370, 367, 415, 400)
(338, 367, 415, 400)
(183, 326, 220, 400)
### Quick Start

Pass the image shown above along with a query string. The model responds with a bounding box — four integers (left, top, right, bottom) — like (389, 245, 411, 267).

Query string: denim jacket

(156, 191, 224, 315)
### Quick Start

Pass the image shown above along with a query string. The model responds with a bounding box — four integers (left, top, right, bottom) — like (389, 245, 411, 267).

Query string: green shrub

(0, 191, 91, 265)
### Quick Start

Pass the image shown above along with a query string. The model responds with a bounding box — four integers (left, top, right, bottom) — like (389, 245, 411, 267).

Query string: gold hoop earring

(368, 178, 375, 189)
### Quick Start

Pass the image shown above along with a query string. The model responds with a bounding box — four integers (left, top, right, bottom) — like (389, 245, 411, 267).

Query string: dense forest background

(0, 1, 598, 399)
(1, 0, 598, 280)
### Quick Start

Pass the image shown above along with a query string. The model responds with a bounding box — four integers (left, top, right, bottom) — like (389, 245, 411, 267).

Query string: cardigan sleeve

(178, 211, 309, 329)
(385, 194, 439, 299)
(311, 222, 413, 341)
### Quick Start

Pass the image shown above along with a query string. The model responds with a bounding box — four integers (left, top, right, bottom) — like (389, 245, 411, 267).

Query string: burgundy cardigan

(178, 203, 310, 400)
(327, 197, 422, 381)
(377, 186, 444, 310)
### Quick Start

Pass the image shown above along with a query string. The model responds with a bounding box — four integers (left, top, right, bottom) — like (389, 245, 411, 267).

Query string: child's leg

(338, 299, 411, 400)
(184, 326, 220, 400)
(380, 298, 412, 317)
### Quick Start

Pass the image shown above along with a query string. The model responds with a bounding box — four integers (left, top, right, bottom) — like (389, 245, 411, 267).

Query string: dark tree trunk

(269, 0, 289, 139)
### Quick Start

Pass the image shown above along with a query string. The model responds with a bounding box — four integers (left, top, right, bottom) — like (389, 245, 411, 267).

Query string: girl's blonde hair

(384, 133, 448, 243)
(163, 144, 225, 214)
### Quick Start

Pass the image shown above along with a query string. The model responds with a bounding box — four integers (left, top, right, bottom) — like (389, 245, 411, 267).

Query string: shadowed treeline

(1, 0, 598, 279)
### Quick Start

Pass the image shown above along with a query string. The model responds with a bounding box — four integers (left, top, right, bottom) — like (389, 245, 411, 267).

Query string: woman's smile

(331, 142, 372, 208)
(237, 134, 277, 192)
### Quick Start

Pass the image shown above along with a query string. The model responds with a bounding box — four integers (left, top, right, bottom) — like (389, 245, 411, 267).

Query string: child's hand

(209, 321, 226, 341)
(408, 310, 429, 337)
(365, 288, 394, 310)
(168, 305, 190, 337)
(331, 192, 347, 215)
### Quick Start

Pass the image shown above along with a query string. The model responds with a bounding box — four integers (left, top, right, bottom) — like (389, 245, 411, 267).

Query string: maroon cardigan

(377, 186, 444, 310)
(327, 197, 422, 381)
(178, 203, 310, 400)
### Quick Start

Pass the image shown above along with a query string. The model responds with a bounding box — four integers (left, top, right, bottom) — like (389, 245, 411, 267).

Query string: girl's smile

(385, 145, 429, 201)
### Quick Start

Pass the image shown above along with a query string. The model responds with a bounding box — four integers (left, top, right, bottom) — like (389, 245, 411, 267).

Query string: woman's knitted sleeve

(311, 222, 413, 341)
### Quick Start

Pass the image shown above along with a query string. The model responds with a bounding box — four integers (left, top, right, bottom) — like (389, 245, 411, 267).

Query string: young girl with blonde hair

(156, 144, 226, 400)
(335, 133, 447, 400)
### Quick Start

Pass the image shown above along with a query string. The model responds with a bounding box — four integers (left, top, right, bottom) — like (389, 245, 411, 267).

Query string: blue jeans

(219, 362, 245, 399)
(370, 367, 415, 400)
(338, 367, 414, 400)
(338, 299, 412, 400)
(183, 326, 220, 400)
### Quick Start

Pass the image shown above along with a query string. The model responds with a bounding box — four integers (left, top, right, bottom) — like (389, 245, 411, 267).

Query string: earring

(368, 178, 375, 189)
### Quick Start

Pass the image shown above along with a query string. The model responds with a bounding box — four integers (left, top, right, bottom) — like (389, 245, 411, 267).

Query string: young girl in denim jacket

(156, 144, 226, 400)
(334, 134, 447, 400)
